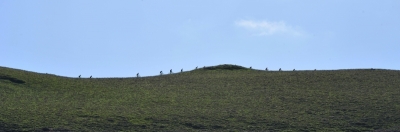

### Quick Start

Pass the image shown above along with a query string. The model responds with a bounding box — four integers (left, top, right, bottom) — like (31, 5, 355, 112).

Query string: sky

(1, 0, 399, 78)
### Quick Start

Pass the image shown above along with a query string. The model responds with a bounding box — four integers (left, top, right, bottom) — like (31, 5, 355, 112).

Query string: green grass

(1, 64, 400, 131)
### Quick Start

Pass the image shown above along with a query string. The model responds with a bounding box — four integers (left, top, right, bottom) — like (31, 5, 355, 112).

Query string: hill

(1, 65, 400, 131)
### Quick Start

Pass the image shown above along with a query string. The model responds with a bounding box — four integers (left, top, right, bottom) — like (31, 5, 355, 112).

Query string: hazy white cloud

(235, 20, 305, 37)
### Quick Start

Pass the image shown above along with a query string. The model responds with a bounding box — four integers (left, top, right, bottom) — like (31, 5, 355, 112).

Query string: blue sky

(1, 0, 399, 78)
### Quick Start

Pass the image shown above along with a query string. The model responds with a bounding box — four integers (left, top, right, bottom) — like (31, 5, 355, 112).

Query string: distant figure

(279, 68, 282, 71)
(371, 68, 374, 70)
(314, 69, 316, 71)
(265, 67, 268, 71)
(181, 68, 183, 72)
(90, 75, 92, 78)
(203, 66, 205, 68)
(170, 69, 172, 74)
(160, 71, 163, 75)
(196, 66, 198, 69)
(293, 69, 295, 71)
(79, 75, 81, 78)
(250, 66, 252, 69)
(137, 73, 139, 77)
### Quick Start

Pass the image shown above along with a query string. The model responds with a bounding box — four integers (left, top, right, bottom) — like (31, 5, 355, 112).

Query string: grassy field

(1, 64, 400, 131)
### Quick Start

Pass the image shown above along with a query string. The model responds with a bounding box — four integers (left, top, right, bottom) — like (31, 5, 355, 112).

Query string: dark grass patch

(0, 120, 21, 132)
(374, 125, 400, 132)
(202, 64, 248, 70)
(33, 127, 71, 132)
(0, 74, 25, 84)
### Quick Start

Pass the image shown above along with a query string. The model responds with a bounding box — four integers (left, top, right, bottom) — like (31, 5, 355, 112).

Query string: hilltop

(0, 65, 400, 131)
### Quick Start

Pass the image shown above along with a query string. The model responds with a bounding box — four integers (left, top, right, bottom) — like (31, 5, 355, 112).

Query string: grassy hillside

(1, 64, 400, 131)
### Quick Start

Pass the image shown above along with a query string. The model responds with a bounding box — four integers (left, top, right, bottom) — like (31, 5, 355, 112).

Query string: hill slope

(1, 65, 400, 131)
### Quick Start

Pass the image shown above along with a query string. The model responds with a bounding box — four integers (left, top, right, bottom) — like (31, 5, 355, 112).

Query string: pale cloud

(235, 20, 305, 37)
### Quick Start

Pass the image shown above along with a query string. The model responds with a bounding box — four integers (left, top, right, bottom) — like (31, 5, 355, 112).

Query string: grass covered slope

(1, 65, 400, 131)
